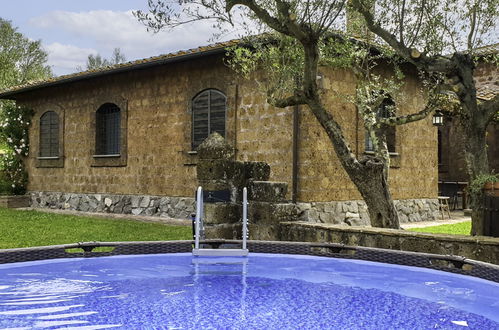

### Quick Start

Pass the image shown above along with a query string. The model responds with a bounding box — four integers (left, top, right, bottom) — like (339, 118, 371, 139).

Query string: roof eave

(0, 47, 227, 100)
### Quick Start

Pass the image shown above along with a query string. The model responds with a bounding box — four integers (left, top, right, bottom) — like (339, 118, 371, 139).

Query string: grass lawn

(407, 221, 471, 235)
(0, 207, 192, 249)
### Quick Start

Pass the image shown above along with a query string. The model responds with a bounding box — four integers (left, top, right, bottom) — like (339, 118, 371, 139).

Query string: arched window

(95, 103, 121, 155)
(39, 111, 59, 157)
(192, 89, 226, 149)
(365, 96, 396, 153)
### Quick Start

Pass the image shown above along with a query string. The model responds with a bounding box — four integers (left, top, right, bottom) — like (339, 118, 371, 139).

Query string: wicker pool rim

(1, 240, 498, 284)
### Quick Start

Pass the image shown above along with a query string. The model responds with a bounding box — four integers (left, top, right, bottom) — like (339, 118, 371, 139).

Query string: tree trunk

(450, 53, 490, 235)
(302, 40, 401, 229)
(463, 122, 489, 235)
(306, 98, 401, 229)
(355, 157, 400, 228)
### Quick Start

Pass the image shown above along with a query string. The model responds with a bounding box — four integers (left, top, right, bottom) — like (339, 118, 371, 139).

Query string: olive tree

(136, 0, 443, 228)
(350, 0, 499, 235)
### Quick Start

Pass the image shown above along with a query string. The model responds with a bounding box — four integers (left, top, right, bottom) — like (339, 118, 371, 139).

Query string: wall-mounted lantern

(432, 110, 444, 126)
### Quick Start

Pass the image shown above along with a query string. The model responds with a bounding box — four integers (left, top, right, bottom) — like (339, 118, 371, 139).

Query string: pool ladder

(192, 186, 249, 257)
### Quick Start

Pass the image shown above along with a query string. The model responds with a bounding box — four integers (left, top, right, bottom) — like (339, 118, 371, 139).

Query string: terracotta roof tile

(2, 36, 497, 100)
(0, 38, 241, 98)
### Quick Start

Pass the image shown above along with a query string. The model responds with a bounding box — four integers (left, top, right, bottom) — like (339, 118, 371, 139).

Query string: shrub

(469, 173, 499, 194)
(0, 101, 32, 195)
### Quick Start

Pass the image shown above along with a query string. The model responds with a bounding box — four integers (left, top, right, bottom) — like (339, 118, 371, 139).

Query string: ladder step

(192, 248, 249, 257)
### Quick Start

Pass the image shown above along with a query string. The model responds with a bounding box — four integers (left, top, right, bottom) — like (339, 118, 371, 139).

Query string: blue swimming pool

(0, 253, 498, 329)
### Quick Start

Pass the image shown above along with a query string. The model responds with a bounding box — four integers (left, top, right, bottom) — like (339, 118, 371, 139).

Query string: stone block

(204, 223, 242, 239)
(140, 196, 150, 208)
(249, 202, 298, 224)
(347, 202, 358, 213)
(123, 204, 132, 214)
(132, 208, 143, 215)
(249, 224, 279, 241)
(345, 212, 360, 218)
(243, 161, 270, 181)
(249, 181, 288, 202)
(131, 196, 140, 208)
(197, 132, 234, 160)
(196, 160, 233, 181)
(345, 217, 365, 226)
(69, 195, 80, 209)
(204, 203, 241, 225)
(114, 198, 125, 214)
(144, 207, 156, 216)
(198, 180, 230, 192)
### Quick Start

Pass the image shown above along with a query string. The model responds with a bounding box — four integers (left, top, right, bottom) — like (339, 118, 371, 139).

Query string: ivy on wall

(0, 101, 32, 195)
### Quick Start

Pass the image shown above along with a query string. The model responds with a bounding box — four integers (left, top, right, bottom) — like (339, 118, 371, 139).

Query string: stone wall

(21, 54, 236, 198)
(297, 198, 440, 225)
(237, 66, 438, 202)
(438, 60, 499, 182)
(277, 222, 499, 264)
(17, 52, 437, 205)
(30, 191, 195, 219)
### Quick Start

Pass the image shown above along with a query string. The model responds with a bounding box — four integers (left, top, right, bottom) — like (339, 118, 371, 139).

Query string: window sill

(91, 153, 126, 167)
(93, 154, 121, 158)
(36, 156, 64, 168)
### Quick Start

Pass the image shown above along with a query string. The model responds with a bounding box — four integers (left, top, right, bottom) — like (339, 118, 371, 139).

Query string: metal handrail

(242, 187, 248, 250)
(193, 186, 249, 256)
(194, 186, 204, 250)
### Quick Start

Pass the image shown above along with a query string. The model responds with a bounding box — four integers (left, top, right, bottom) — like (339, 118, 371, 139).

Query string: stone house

(0, 39, 440, 224)
(438, 44, 498, 189)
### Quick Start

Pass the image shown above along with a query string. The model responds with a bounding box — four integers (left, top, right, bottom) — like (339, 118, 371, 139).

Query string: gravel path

(401, 211, 470, 229)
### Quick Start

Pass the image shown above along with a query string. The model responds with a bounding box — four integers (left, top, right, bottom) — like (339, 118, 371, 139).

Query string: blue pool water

(0, 253, 498, 329)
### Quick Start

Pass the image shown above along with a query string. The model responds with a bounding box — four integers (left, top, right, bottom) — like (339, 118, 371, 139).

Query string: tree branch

(349, 0, 454, 73)
(226, 0, 290, 35)
(380, 104, 433, 126)
(380, 91, 446, 126)
(268, 93, 307, 108)
(480, 93, 499, 123)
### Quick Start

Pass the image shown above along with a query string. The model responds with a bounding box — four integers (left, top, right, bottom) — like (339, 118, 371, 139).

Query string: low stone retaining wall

(0, 195, 30, 208)
(297, 198, 440, 225)
(278, 222, 499, 264)
(30, 191, 195, 220)
(29, 191, 439, 226)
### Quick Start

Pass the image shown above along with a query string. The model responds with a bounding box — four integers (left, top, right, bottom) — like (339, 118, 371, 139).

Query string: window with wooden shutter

(95, 103, 121, 155)
(365, 96, 396, 153)
(192, 89, 226, 149)
(39, 111, 59, 157)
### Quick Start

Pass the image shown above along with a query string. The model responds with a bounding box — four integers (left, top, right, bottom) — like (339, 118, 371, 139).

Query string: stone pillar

(196, 133, 241, 239)
(196, 132, 299, 240)
(248, 181, 299, 240)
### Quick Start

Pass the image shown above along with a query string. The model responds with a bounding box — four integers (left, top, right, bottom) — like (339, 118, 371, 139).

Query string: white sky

(1, 0, 224, 76)
(2, 1, 497, 77)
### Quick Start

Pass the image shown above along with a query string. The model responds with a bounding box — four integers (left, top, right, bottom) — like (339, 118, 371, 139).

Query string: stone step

(249, 181, 288, 202)
(248, 202, 298, 224)
(203, 203, 242, 224)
